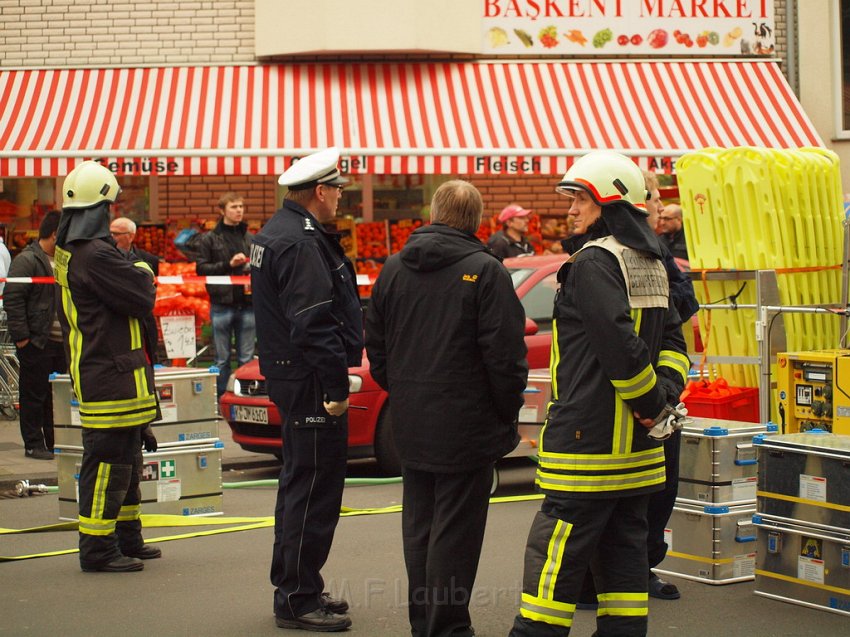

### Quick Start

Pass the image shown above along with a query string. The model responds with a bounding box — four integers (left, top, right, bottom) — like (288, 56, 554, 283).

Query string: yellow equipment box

(775, 349, 850, 435)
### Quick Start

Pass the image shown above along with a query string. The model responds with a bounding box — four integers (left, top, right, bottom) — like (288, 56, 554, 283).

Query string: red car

(220, 254, 567, 475)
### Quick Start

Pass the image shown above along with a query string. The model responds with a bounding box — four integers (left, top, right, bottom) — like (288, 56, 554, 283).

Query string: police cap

(278, 147, 350, 191)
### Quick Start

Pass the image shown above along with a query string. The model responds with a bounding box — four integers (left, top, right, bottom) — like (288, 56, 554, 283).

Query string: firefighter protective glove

(323, 399, 349, 417)
(141, 425, 158, 452)
(646, 402, 691, 441)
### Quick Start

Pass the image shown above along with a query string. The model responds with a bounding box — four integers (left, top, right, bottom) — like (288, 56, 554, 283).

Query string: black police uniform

(250, 199, 363, 621)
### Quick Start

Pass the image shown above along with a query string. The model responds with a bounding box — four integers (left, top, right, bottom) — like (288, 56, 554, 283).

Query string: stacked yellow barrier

(676, 147, 844, 388)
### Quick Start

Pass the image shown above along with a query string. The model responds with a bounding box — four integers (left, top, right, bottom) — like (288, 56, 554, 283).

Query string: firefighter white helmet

(62, 161, 120, 209)
(555, 151, 647, 213)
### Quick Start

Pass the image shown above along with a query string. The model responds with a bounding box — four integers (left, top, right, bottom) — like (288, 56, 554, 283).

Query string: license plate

(232, 405, 269, 424)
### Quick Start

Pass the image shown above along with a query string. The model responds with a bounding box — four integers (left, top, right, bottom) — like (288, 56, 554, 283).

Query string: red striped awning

(0, 60, 822, 177)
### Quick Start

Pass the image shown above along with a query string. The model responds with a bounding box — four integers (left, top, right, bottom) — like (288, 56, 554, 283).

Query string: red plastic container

(682, 382, 760, 423)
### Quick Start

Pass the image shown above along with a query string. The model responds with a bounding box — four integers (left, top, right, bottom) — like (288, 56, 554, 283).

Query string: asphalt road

(1, 459, 848, 636)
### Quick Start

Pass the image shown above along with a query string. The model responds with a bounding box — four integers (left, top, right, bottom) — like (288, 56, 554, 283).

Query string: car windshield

(509, 268, 535, 289)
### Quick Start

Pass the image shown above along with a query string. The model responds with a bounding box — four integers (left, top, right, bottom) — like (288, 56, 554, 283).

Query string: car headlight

(226, 375, 238, 395)
(348, 374, 363, 393)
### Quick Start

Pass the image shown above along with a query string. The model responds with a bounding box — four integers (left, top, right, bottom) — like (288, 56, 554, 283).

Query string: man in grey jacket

(5, 211, 66, 459)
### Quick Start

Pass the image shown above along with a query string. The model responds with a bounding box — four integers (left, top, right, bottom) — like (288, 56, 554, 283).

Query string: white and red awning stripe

(0, 61, 823, 176)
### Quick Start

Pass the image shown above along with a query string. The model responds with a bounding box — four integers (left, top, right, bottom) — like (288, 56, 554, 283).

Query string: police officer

(250, 148, 362, 632)
(510, 152, 690, 636)
(55, 161, 161, 573)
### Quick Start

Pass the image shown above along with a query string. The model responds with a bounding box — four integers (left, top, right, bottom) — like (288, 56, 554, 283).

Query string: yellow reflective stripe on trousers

(539, 519, 570, 600)
(657, 349, 691, 383)
(598, 592, 648, 617)
(78, 514, 116, 536)
(519, 592, 575, 627)
(80, 462, 113, 537)
(519, 518, 574, 627)
(611, 363, 656, 401)
(118, 504, 141, 522)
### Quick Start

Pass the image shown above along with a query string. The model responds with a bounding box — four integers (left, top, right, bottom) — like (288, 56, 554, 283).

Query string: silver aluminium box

(755, 431, 850, 532)
(56, 442, 224, 520)
(51, 367, 219, 449)
(654, 501, 757, 584)
(754, 514, 850, 617)
(677, 418, 778, 505)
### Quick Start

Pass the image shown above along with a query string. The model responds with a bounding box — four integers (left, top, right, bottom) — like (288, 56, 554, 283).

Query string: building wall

(798, 0, 850, 191)
(0, 0, 256, 67)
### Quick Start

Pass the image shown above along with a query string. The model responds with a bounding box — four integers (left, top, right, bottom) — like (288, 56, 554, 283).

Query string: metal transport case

(51, 367, 219, 448)
(56, 442, 224, 520)
(654, 501, 757, 584)
(755, 431, 850, 531)
(754, 514, 850, 617)
(678, 418, 778, 505)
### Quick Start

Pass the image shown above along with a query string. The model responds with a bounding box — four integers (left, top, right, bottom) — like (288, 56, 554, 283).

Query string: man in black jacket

(366, 180, 528, 637)
(5, 211, 66, 459)
(251, 148, 361, 632)
(195, 193, 255, 396)
(110, 217, 161, 364)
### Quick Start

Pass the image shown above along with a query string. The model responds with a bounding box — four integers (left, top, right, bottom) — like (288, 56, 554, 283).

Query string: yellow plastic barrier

(679, 147, 844, 386)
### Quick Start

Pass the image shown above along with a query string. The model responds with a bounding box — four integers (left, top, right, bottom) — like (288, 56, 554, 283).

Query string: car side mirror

(524, 317, 539, 336)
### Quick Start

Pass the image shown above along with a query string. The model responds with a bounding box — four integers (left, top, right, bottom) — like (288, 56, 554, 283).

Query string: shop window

(0, 177, 57, 254)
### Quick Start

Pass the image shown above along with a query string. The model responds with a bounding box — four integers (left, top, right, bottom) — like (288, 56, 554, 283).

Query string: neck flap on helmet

(56, 202, 112, 248)
(599, 202, 663, 259)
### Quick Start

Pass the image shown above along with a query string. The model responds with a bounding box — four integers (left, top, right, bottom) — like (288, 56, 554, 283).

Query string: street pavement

(1, 417, 849, 636)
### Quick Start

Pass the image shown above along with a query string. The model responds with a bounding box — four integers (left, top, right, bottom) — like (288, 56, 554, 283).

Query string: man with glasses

(658, 204, 689, 261)
(110, 217, 161, 364)
(195, 192, 255, 396)
(250, 148, 361, 632)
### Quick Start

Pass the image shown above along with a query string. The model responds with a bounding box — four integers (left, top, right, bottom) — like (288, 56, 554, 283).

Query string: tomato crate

(685, 386, 760, 423)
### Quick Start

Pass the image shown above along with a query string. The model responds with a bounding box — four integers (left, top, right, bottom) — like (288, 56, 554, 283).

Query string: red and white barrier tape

(1, 274, 375, 285)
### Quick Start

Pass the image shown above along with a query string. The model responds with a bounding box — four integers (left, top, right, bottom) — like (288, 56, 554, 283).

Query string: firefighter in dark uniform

(54, 161, 162, 573)
(250, 148, 362, 632)
(510, 151, 691, 637)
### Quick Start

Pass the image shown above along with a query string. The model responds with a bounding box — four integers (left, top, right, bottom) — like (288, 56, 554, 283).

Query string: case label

(799, 474, 827, 502)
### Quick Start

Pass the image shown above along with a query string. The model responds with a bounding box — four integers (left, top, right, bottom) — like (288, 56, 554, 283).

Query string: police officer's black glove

(141, 425, 158, 453)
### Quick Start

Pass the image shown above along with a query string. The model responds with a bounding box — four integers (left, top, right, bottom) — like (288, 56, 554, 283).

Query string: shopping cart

(0, 308, 20, 419)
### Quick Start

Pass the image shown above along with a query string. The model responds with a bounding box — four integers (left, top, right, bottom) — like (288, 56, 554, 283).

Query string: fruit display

(153, 261, 211, 339)
(389, 219, 423, 254)
(135, 224, 168, 259)
(356, 221, 388, 259)
(355, 259, 383, 297)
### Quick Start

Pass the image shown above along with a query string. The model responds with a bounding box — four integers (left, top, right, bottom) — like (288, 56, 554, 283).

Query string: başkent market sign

(481, 0, 775, 56)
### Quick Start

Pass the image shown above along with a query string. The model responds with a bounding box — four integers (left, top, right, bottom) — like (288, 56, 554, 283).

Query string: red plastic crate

(684, 386, 760, 423)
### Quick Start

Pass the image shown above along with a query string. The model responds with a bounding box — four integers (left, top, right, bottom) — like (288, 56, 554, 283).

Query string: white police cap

(277, 147, 350, 191)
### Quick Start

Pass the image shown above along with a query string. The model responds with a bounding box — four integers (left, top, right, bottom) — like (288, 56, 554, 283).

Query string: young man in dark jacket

(5, 211, 66, 459)
(195, 192, 255, 396)
(366, 180, 528, 637)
